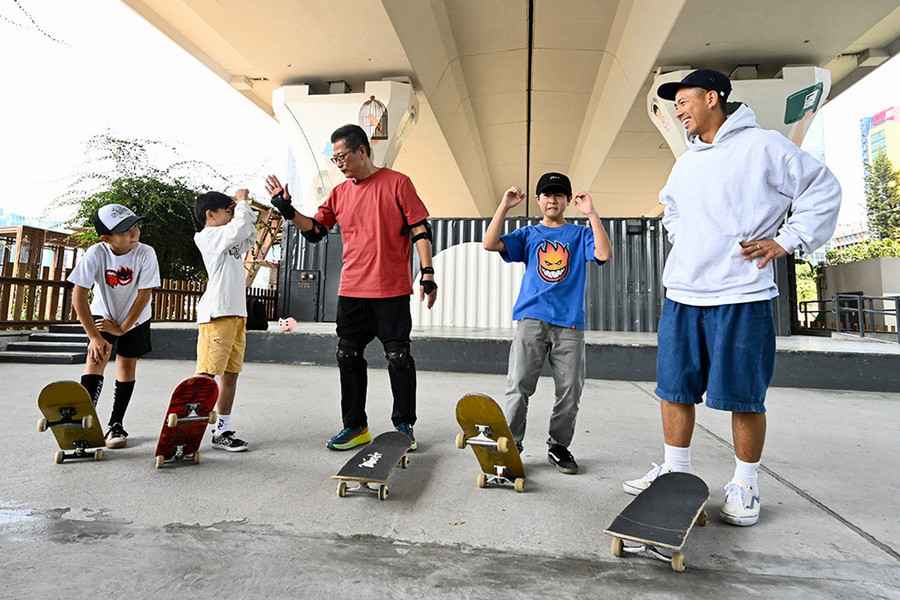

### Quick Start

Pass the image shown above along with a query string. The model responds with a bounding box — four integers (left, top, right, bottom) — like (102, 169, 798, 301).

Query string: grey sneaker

(211, 431, 249, 452)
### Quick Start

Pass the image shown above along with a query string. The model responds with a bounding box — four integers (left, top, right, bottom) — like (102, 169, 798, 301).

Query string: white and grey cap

(92, 204, 144, 235)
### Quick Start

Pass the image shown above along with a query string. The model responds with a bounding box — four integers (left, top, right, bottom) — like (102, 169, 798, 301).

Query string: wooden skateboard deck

(153, 376, 218, 468)
(455, 393, 526, 492)
(332, 431, 411, 501)
(37, 381, 106, 464)
(604, 472, 709, 572)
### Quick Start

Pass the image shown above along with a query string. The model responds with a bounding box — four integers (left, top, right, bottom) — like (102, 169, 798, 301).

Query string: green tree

(864, 151, 900, 240)
(61, 133, 235, 281)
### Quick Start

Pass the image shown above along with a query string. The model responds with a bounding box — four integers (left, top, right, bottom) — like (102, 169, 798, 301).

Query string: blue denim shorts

(655, 299, 775, 413)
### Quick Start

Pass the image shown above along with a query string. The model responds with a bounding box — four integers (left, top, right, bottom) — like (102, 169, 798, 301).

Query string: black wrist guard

(420, 279, 438, 295)
(271, 192, 296, 220)
(420, 266, 435, 276)
(301, 219, 327, 243)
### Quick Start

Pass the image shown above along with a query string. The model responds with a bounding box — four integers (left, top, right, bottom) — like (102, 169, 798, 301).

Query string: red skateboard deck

(153, 376, 218, 468)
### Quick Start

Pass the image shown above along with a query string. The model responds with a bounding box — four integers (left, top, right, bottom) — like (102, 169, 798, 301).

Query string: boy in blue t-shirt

(483, 172, 611, 474)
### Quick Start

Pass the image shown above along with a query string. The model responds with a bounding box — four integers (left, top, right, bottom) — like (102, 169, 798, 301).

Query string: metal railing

(799, 295, 900, 343)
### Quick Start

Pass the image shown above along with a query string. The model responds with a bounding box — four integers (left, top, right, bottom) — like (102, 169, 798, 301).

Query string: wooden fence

(1, 270, 278, 328)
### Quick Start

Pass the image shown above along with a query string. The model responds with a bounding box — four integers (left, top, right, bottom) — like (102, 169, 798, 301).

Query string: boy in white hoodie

(194, 189, 258, 452)
(623, 70, 841, 526)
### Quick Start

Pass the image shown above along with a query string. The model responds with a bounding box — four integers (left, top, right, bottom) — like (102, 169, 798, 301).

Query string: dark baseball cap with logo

(92, 204, 144, 236)
(536, 172, 572, 197)
(656, 69, 732, 102)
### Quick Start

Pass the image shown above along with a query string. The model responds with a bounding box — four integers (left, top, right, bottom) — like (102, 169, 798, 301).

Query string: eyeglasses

(330, 149, 357, 165)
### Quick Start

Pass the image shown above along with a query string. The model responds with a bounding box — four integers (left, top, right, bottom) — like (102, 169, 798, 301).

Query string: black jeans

(335, 295, 416, 429)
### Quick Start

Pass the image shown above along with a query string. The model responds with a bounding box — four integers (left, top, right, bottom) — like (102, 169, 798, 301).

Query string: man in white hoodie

(193, 189, 258, 452)
(623, 70, 841, 526)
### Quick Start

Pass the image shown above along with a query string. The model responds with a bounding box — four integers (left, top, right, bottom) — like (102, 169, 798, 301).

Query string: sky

(0, 0, 285, 225)
(0, 1, 898, 234)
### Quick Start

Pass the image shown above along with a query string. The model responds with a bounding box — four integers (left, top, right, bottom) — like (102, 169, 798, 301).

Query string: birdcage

(359, 96, 388, 140)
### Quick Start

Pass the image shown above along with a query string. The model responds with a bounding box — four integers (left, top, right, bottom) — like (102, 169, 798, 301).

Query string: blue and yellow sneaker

(395, 423, 417, 451)
(326, 426, 372, 451)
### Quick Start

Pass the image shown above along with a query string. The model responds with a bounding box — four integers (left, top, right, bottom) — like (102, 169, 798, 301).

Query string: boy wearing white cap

(68, 203, 161, 449)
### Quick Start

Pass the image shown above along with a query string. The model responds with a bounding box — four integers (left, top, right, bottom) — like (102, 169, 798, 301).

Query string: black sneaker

(105, 423, 128, 449)
(211, 431, 249, 452)
(548, 444, 578, 474)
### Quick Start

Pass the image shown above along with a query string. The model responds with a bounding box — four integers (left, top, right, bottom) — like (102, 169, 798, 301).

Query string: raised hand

(265, 175, 291, 202)
(573, 192, 596, 216)
(234, 188, 250, 204)
(502, 186, 526, 210)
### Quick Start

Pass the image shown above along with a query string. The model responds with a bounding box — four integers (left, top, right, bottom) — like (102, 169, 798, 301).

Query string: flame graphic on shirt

(104, 266, 134, 287)
(537, 241, 569, 284)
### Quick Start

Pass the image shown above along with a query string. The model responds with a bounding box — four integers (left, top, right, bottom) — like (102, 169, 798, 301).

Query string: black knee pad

(384, 345, 414, 370)
(336, 340, 365, 367)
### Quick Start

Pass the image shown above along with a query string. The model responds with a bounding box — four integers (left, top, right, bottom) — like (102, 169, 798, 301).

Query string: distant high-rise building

(861, 106, 900, 168)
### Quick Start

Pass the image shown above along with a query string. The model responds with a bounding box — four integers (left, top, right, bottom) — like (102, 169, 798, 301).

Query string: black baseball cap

(536, 172, 572, 197)
(92, 204, 144, 235)
(657, 69, 732, 102)
(194, 191, 234, 227)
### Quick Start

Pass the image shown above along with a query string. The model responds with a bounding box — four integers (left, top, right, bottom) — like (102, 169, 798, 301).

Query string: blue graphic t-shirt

(500, 223, 601, 329)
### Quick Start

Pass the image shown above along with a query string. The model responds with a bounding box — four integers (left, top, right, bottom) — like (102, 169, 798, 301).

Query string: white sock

(664, 444, 691, 472)
(216, 414, 232, 434)
(733, 456, 760, 489)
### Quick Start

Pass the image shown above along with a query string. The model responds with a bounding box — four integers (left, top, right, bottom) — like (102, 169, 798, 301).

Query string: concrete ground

(3, 360, 900, 599)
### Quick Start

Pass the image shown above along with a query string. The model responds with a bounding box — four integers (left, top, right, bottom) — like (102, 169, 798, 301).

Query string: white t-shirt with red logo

(68, 242, 161, 326)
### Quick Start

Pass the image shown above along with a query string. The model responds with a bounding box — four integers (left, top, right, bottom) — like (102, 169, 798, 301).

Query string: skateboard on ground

(37, 381, 106, 464)
(455, 393, 525, 492)
(332, 431, 411, 501)
(604, 472, 709, 572)
(154, 376, 218, 468)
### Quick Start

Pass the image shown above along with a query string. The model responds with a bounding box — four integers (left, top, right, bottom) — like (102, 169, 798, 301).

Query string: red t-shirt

(315, 168, 429, 298)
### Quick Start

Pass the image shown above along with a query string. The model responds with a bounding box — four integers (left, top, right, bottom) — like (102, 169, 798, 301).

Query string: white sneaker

(622, 462, 673, 496)
(720, 480, 760, 526)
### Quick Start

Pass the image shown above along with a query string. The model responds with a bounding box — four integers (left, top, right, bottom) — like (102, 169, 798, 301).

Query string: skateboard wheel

(671, 552, 685, 573)
(697, 510, 708, 527)
(192, 451, 201, 464)
(155, 455, 165, 469)
(337, 481, 347, 498)
(497, 436, 510, 454)
(378, 484, 389, 501)
(94, 449, 104, 461)
(37, 418, 48, 433)
(166, 413, 178, 428)
(514, 478, 525, 493)
(54, 450, 65, 464)
(208, 410, 218, 425)
(81, 415, 93, 430)
(455, 432, 466, 449)
(611, 536, 623, 557)
(477, 473, 487, 489)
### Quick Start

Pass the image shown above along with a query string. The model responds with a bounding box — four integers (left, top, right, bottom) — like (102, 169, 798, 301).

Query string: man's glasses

(330, 148, 357, 165)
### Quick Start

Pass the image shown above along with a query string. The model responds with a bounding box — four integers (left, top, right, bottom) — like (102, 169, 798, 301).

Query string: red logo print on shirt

(104, 266, 134, 287)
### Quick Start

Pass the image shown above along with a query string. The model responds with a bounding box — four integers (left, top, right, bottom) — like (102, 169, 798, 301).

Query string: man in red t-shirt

(266, 124, 437, 452)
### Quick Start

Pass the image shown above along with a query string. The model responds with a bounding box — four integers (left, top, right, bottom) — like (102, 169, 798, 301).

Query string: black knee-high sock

(109, 380, 135, 426)
(80, 374, 104, 407)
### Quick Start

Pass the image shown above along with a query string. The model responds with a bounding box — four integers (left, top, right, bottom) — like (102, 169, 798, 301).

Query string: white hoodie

(660, 104, 841, 306)
(194, 202, 258, 323)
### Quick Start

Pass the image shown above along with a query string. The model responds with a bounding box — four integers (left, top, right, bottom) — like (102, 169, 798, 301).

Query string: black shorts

(336, 296, 412, 347)
(95, 317, 153, 358)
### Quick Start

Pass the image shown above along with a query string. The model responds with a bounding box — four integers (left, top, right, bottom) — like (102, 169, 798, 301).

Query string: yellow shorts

(196, 317, 246, 375)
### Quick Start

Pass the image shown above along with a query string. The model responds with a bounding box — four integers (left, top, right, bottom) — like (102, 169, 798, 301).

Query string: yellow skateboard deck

(455, 393, 526, 492)
(37, 381, 106, 464)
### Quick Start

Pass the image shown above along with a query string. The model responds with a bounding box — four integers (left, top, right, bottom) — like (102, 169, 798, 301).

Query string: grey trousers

(504, 318, 585, 448)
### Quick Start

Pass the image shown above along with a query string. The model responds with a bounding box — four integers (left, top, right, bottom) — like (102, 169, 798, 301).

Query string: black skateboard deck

(604, 472, 709, 572)
(332, 431, 411, 500)
(37, 381, 106, 464)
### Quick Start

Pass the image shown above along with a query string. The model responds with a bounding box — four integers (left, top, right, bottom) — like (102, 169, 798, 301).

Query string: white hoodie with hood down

(660, 104, 841, 306)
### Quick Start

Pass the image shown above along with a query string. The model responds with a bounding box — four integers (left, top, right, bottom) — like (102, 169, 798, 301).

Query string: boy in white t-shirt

(193, 189, 258, 452)
(68, 204, 161, 449)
